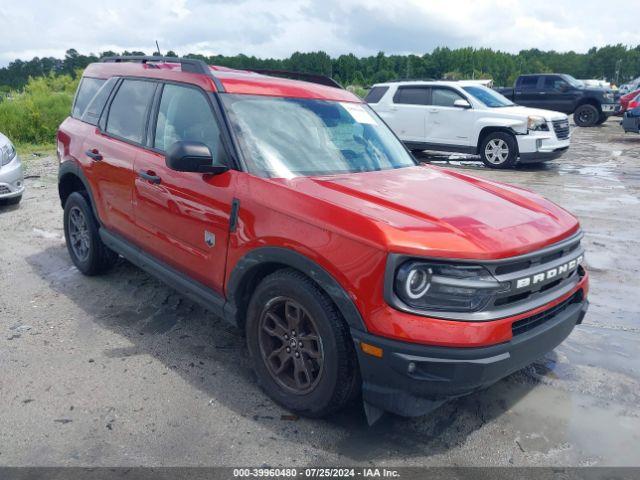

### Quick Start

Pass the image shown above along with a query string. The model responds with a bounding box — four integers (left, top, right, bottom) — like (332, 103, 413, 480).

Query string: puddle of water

(561, 327, 640, 381)
(559, 161, 621, 182)
(496, 383, 640, 465)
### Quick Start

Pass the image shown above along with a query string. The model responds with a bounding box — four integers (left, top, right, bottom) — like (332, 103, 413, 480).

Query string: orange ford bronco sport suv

(57, 56, 589, 422)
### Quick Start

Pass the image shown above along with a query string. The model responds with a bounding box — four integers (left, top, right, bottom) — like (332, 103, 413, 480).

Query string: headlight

(527, 116, 548, 131)
(394, 261, 504, 312)
(1, 142, 16, 166)
(603, 92, 614, 102)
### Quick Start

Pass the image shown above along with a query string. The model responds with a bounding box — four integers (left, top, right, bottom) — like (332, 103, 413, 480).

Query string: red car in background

(618, 88, 640, 114)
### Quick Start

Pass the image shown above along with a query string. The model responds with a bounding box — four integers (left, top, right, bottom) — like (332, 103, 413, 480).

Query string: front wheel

(480, 132, 517, 169)
(574, 104, 600, 127)
(246, 269, 359, 417)
(595, 113, 608, 125)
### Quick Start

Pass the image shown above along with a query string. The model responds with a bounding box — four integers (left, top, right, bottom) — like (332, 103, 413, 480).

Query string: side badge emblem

(205, 231, 216, 248)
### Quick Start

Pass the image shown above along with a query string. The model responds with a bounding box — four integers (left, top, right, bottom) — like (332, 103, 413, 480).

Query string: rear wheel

(574, 104, 600, 127)
(246, 269, 359, 417)
(63, 192, 118, 275)
(480, 132, 517, 169)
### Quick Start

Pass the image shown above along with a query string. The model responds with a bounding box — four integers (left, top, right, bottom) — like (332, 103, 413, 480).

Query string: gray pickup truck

(496, 73, 618, 127)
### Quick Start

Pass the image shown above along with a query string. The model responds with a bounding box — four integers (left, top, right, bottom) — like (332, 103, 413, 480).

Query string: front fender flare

(225, 247, 367, 332)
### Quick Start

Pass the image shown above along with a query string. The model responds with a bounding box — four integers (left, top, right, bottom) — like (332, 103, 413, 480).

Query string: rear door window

(105, 79, 157, 144)
(72, 77, 105, 118)
(364, 86, 389, 103)
(393, 87, 430, 105)
(518, 76, 539, 90)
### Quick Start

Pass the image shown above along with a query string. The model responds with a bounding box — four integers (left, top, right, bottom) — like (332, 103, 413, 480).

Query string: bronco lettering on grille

(515, 255, 583, 289)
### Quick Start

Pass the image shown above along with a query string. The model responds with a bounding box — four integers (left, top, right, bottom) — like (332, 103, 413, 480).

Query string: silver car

(0, 133, 24, 205)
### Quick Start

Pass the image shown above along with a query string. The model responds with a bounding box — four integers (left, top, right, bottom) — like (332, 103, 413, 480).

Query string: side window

(72, 78, 105, 118)
(393, 87, 430, 105)
(106, 79, 156, 144)
(154, 83, 220, 155)
(80, 77, 118, 126)
(543, 76, 567, 91)
(431, 88, 465, 107)
(518, 76, 539, 90)
(364, 86, 389, 103)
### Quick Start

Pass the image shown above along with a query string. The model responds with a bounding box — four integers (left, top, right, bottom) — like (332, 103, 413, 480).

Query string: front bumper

(601, 103, 618, 114)
(352, 292, 588, 417)
(0, 154, 25, 199)
(516, 132, 570, 163)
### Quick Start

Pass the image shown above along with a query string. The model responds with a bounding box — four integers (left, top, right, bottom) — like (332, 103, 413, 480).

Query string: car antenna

(155, 40, 162, 56)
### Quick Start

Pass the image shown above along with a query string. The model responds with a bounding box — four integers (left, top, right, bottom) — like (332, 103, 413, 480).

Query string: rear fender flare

(58, 160, 101, 224)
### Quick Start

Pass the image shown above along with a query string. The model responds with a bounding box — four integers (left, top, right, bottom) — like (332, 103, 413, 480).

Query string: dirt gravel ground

(1, 118, 639, 467)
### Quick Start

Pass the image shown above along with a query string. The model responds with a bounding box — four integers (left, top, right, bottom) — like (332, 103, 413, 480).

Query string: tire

(480, 132, 517, 169)
(574, 104, 600, 127)
(0, 194, 22, 206)
(63, 191, 118, 275)
(246, 268, 359, 417)
(595, 113, 607, 125)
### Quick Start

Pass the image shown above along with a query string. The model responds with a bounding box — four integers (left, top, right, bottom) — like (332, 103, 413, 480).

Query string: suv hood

(582, 86, 612, 94)
(498, 105, 567, 121)
(270, 165, 579, 260)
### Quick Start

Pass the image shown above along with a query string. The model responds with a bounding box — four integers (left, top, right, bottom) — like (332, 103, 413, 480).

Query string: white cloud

(0, 0, 637, 65)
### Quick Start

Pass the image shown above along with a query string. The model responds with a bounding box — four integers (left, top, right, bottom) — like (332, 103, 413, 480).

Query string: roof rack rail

(250, 69, 343, 89)
(99, 55, 226, 92)
(383, 77, 436, 83)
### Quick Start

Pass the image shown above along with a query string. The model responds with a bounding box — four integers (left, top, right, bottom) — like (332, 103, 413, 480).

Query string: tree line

(2, 45, 640, 92)
(2, 44, 640, 147)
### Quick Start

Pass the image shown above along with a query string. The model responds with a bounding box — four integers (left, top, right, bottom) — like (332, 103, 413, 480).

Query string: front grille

(0, 185, 11, 195)
(552, 119, 570, 139)
(512, 290, 583, 336)
(480, 232, 584, 313)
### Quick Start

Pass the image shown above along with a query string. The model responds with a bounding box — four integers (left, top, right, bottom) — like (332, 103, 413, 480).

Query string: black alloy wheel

(258, 297, 324, 394)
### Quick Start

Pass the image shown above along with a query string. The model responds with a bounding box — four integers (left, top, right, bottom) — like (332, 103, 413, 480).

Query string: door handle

(428, 109, 439, 113)
(85, 149, 103, 161)
(138, 170, 161, 184)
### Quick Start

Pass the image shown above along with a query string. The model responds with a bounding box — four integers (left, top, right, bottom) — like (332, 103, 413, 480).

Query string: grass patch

(0, 73, 78, 146)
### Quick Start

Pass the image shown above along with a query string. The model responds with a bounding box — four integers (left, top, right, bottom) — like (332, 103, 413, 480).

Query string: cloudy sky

(0, 0, 637, 65)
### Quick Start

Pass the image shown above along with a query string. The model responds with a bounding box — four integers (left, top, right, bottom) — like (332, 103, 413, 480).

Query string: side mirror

(453, 99, 471, 109)
(558, 83, 569, 92)
(165, 141, 228, 175)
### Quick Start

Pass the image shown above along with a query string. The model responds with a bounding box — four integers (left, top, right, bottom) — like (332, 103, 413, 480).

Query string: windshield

(462, 85, 514, 108)
(562, 75, 584, 88)
(221, 95, 415, 178)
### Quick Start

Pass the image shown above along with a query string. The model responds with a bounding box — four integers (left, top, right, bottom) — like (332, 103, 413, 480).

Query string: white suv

(366, 81, 570, 168)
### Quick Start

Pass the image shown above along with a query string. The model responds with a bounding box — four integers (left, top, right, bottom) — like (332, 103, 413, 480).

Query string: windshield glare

(462, 85, 514, 108)
(221, 95, 415, 178)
